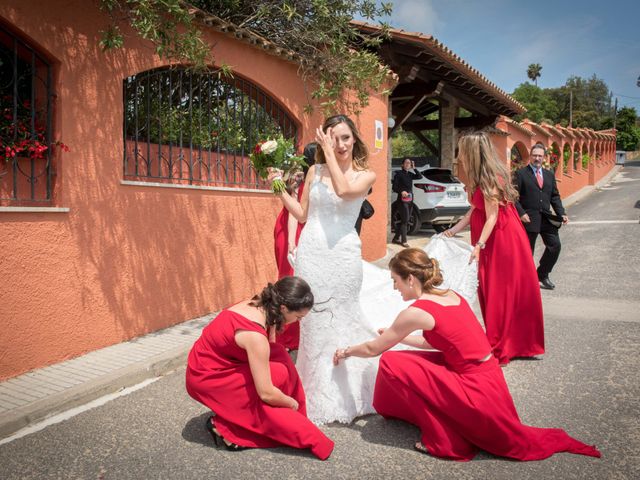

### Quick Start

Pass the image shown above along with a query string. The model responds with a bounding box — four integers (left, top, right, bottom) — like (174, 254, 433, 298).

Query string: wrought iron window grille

(123, 67, 298, 189)
(0, 23, 54, 204)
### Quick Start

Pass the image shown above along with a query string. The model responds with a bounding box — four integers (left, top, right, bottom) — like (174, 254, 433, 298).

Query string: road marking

(569, 220, 638, 224)
(0, 377, 159, 446)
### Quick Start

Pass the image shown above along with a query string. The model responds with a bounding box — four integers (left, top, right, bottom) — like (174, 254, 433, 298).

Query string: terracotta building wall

(0, 0, 390, 379)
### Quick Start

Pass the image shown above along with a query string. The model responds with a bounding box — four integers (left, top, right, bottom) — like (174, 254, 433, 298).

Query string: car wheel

(391, 202, 421, 234)
(391, 201, 401, 233)
(406, 206, 421, 234)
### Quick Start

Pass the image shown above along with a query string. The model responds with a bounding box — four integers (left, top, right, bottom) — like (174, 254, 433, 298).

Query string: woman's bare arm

(235, 330, 298, 409)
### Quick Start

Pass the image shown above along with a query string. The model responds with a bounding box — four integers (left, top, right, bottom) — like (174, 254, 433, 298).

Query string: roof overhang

(352, 20, 526, 121)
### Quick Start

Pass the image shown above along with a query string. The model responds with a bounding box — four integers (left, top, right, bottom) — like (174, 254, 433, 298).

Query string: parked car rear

(391, 166, 470, 234)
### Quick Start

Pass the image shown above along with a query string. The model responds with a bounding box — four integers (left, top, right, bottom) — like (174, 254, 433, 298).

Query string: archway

(510, 142, 528, 172)
(548, 142, 560, 173)
(573, 142, 581, 171)
(562, 143, 571, 173)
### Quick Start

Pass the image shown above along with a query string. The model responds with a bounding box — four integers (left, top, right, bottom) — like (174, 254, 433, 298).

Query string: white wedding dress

(294, 165, 407, 425)
(293, 165, 480, 425)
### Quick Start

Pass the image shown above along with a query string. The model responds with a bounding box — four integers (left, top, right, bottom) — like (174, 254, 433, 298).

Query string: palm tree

(527, 63, 542, 86)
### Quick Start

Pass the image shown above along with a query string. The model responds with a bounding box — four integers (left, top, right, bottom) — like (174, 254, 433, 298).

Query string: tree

(391, 130, 436, 159)
(511, 83, 559, 124)
(98, 0, 394, 113)
(527, 63, 542, 86)
(557, 75, 613, 129)
(603, 106, 640, 151)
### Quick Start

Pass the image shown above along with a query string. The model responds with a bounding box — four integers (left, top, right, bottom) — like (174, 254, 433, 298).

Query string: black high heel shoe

(204, 416, 247, 451)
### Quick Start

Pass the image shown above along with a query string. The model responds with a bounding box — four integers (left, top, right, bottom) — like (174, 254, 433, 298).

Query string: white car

(391, 166, 470, 234)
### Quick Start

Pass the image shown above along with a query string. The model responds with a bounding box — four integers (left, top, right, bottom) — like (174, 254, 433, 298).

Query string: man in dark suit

(514, 143, 569, 290)
(391, 158, 422, 247)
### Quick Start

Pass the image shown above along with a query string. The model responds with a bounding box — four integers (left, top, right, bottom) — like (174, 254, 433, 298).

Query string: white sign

(374, 120, 384, 150)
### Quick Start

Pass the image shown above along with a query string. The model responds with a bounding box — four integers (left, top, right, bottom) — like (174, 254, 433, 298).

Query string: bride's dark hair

(249, 276, 314, 331)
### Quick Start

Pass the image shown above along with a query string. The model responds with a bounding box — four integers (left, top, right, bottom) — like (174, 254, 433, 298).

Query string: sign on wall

(374, 120, 384, 150)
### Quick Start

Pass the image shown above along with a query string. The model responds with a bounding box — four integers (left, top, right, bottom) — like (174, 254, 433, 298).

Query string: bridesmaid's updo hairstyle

(388, 248, 447, 295)
(250, 276, 314, 331)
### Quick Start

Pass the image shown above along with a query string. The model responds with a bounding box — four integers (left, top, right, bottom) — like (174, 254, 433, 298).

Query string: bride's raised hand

(315, 126, 334, 153)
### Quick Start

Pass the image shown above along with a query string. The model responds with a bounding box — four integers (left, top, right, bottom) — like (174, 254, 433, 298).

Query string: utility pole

(613, 97, 618, 130)
(569, 90, 573, 127)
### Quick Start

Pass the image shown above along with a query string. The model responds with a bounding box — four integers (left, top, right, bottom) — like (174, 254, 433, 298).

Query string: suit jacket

(392, 169, 422, 200)
(514, 166, 565, 233)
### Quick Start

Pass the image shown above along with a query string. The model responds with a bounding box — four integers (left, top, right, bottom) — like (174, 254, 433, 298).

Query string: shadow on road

(181, 412, 322, 460)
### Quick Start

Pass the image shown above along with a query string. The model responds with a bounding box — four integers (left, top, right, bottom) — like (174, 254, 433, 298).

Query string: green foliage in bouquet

(250, 136, 306, 194)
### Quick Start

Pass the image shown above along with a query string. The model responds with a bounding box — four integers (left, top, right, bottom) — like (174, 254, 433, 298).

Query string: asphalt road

(1, 163, 638, 480)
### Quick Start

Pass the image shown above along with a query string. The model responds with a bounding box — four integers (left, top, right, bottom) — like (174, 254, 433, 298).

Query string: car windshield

(420, 169, 459, 184)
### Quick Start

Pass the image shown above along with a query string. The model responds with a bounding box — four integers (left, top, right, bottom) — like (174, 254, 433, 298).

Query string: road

(1, 162, 639, 479)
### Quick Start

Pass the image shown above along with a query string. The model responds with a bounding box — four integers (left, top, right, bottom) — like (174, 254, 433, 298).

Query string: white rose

(260, 140, 278, 155)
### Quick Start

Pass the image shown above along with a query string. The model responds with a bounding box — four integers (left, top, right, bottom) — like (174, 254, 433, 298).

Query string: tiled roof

(522, 119, 551, 137)
(351, 20, 526, 116)
(541, 123, 564, 138)
(503, 118, 535, 137)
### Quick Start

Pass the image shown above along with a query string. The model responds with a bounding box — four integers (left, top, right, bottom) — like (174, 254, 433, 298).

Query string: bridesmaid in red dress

(273, 143, 316, 351)
(185, 276, 334, 460)
(445, 131, 544, 364)
(272, 175, 304, 350)
(334, 249, 600, 462)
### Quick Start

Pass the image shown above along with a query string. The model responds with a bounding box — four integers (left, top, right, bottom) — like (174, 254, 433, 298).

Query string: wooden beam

(390, 95, 429, 136)
(395, 64, 421, 83)
(413, 131, 439, 155)
(440, 90, 490, 116)
(403, 115, 498, 131)
(391, 80, 442, 99)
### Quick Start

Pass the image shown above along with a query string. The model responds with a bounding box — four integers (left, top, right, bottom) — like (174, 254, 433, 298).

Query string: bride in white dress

(270, 115, 392, 424)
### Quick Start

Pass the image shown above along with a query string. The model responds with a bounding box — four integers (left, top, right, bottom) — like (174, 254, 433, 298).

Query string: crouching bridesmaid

(186, 276, 334, 460)
(334, 248, 600, 462)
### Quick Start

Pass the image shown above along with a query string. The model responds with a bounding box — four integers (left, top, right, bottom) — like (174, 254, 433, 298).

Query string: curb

(0, 345, 190, 439)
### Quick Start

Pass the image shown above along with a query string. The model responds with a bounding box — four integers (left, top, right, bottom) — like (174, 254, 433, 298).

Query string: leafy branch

(98, 0, 394, 114)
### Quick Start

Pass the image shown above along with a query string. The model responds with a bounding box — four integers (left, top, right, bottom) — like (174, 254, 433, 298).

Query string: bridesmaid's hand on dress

(469, 245, 481, 264)
(289, 398, 299, 411)
(333, 347, 348, 365)
(443, 229, 455, 237)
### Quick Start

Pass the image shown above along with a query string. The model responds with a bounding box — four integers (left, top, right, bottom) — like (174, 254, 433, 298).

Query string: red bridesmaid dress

(273, 184, 305, 350)
(470, 188, 545, 364)
(185, 310, 334, 460)
(373, 296, 600, 461)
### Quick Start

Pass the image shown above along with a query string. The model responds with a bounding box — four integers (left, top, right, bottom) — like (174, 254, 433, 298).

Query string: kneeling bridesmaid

(186, 276, 334, 460)
(334, 248, 600, 462)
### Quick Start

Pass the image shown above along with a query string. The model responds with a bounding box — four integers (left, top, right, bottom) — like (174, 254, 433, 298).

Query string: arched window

(123, 67, 298, 189)
(0, 23, 55, 203)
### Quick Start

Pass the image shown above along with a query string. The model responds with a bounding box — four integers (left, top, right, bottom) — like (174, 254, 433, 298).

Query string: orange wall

(0, 1, 389, 379)
(490, 118, 617, 199)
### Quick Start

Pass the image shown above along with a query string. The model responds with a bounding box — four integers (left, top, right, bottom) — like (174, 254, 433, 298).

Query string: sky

(372, 0, 640, 110)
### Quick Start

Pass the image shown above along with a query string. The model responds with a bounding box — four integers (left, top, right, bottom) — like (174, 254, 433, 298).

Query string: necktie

(536, 169, 543, 188)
